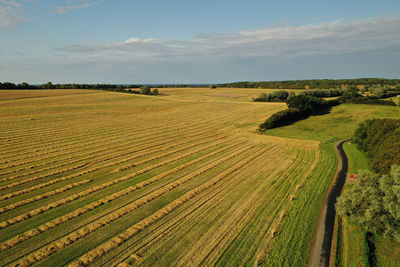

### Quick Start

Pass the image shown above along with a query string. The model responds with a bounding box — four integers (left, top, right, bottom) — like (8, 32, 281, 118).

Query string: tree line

(2, 78, 400, 90)
(0, 82, 145, 90)
(0, 82, 159, 95)
(218, 78, 400, 89)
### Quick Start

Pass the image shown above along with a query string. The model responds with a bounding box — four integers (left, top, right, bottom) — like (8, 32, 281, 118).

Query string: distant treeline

(218, 78, 400, 89)
(0, 82, 159, 95)
(2, 78, 400, 90)
(0, 82, 144, 90)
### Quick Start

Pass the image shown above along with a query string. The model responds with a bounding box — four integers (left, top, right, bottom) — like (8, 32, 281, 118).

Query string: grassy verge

(342, 142, 369, 174)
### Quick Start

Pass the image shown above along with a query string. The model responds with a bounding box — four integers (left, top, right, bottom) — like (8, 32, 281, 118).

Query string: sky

(0, 0, 400, 84)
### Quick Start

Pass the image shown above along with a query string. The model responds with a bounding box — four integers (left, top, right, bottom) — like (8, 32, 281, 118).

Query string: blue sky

(1, 0, 400, 83)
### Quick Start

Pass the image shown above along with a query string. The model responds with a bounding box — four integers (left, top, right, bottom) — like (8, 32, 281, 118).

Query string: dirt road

(309, 140, 349, 267)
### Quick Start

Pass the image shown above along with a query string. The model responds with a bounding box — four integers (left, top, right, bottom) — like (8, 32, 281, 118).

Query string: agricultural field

(0, 90, 100, 101)
(153, 87, 302, 102)
(0, 88, 329, 266)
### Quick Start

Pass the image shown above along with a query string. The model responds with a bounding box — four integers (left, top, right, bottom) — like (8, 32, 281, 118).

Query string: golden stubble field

(0, 88, 320, 266)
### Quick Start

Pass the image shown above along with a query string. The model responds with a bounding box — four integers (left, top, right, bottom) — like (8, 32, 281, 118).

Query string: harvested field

(0, 89, 330, 266)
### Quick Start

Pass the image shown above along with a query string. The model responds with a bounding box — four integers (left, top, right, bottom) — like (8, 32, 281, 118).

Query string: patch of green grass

(265, 104, 400, 142)
(343, 142, 369, 174)
(345, 218, 366, 267)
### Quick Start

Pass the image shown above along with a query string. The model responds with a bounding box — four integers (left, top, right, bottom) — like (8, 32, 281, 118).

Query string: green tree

(286, 94, 326, 112)
(42, 82, 53, 89)
(336, 166, 400, 241)
(139, 86, 151, 95)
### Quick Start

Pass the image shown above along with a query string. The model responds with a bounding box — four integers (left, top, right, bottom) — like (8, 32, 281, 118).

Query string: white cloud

(0, 0, 28, 29)
(4, 15, 399, 83)
(57, 16, 400, 63)
(124, 37, 156, 44)
(55, 0, 105, 14)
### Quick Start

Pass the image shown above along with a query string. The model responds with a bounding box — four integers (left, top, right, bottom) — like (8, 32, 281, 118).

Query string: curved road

(309, 140, 349, 267)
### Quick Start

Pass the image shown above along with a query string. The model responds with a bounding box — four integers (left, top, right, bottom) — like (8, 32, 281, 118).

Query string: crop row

(124, 145, 310, 266)
(113, 133, 223, 173)
(0, 138, 233, 234)
(0, 127, 220, 186)
(67, 146, 269, 267)
(0, 163, 89, 190)
(0, 101, 259, 162)
(0, 133, 227, 200)
(0, 116, 212, 169)
(185, 147, 311, 266)
(0, 105, 238, 172)
(9, 144, 254, 266)
(0, 107, 213, 162)
(113, 145, 282, 266)
(0, 102, 248, 157)
(0, 179, 92, 222)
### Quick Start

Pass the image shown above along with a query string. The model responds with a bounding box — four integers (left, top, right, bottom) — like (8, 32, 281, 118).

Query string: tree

(336, 166, 400, 241)
(152, 88, 159, 95)
(139, 86, 151, 95)
(42, 82, 53, 89)
(286, 94, 327, 112)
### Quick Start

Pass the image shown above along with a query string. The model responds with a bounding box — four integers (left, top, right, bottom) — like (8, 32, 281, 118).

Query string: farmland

(0, 88, 333, 266)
